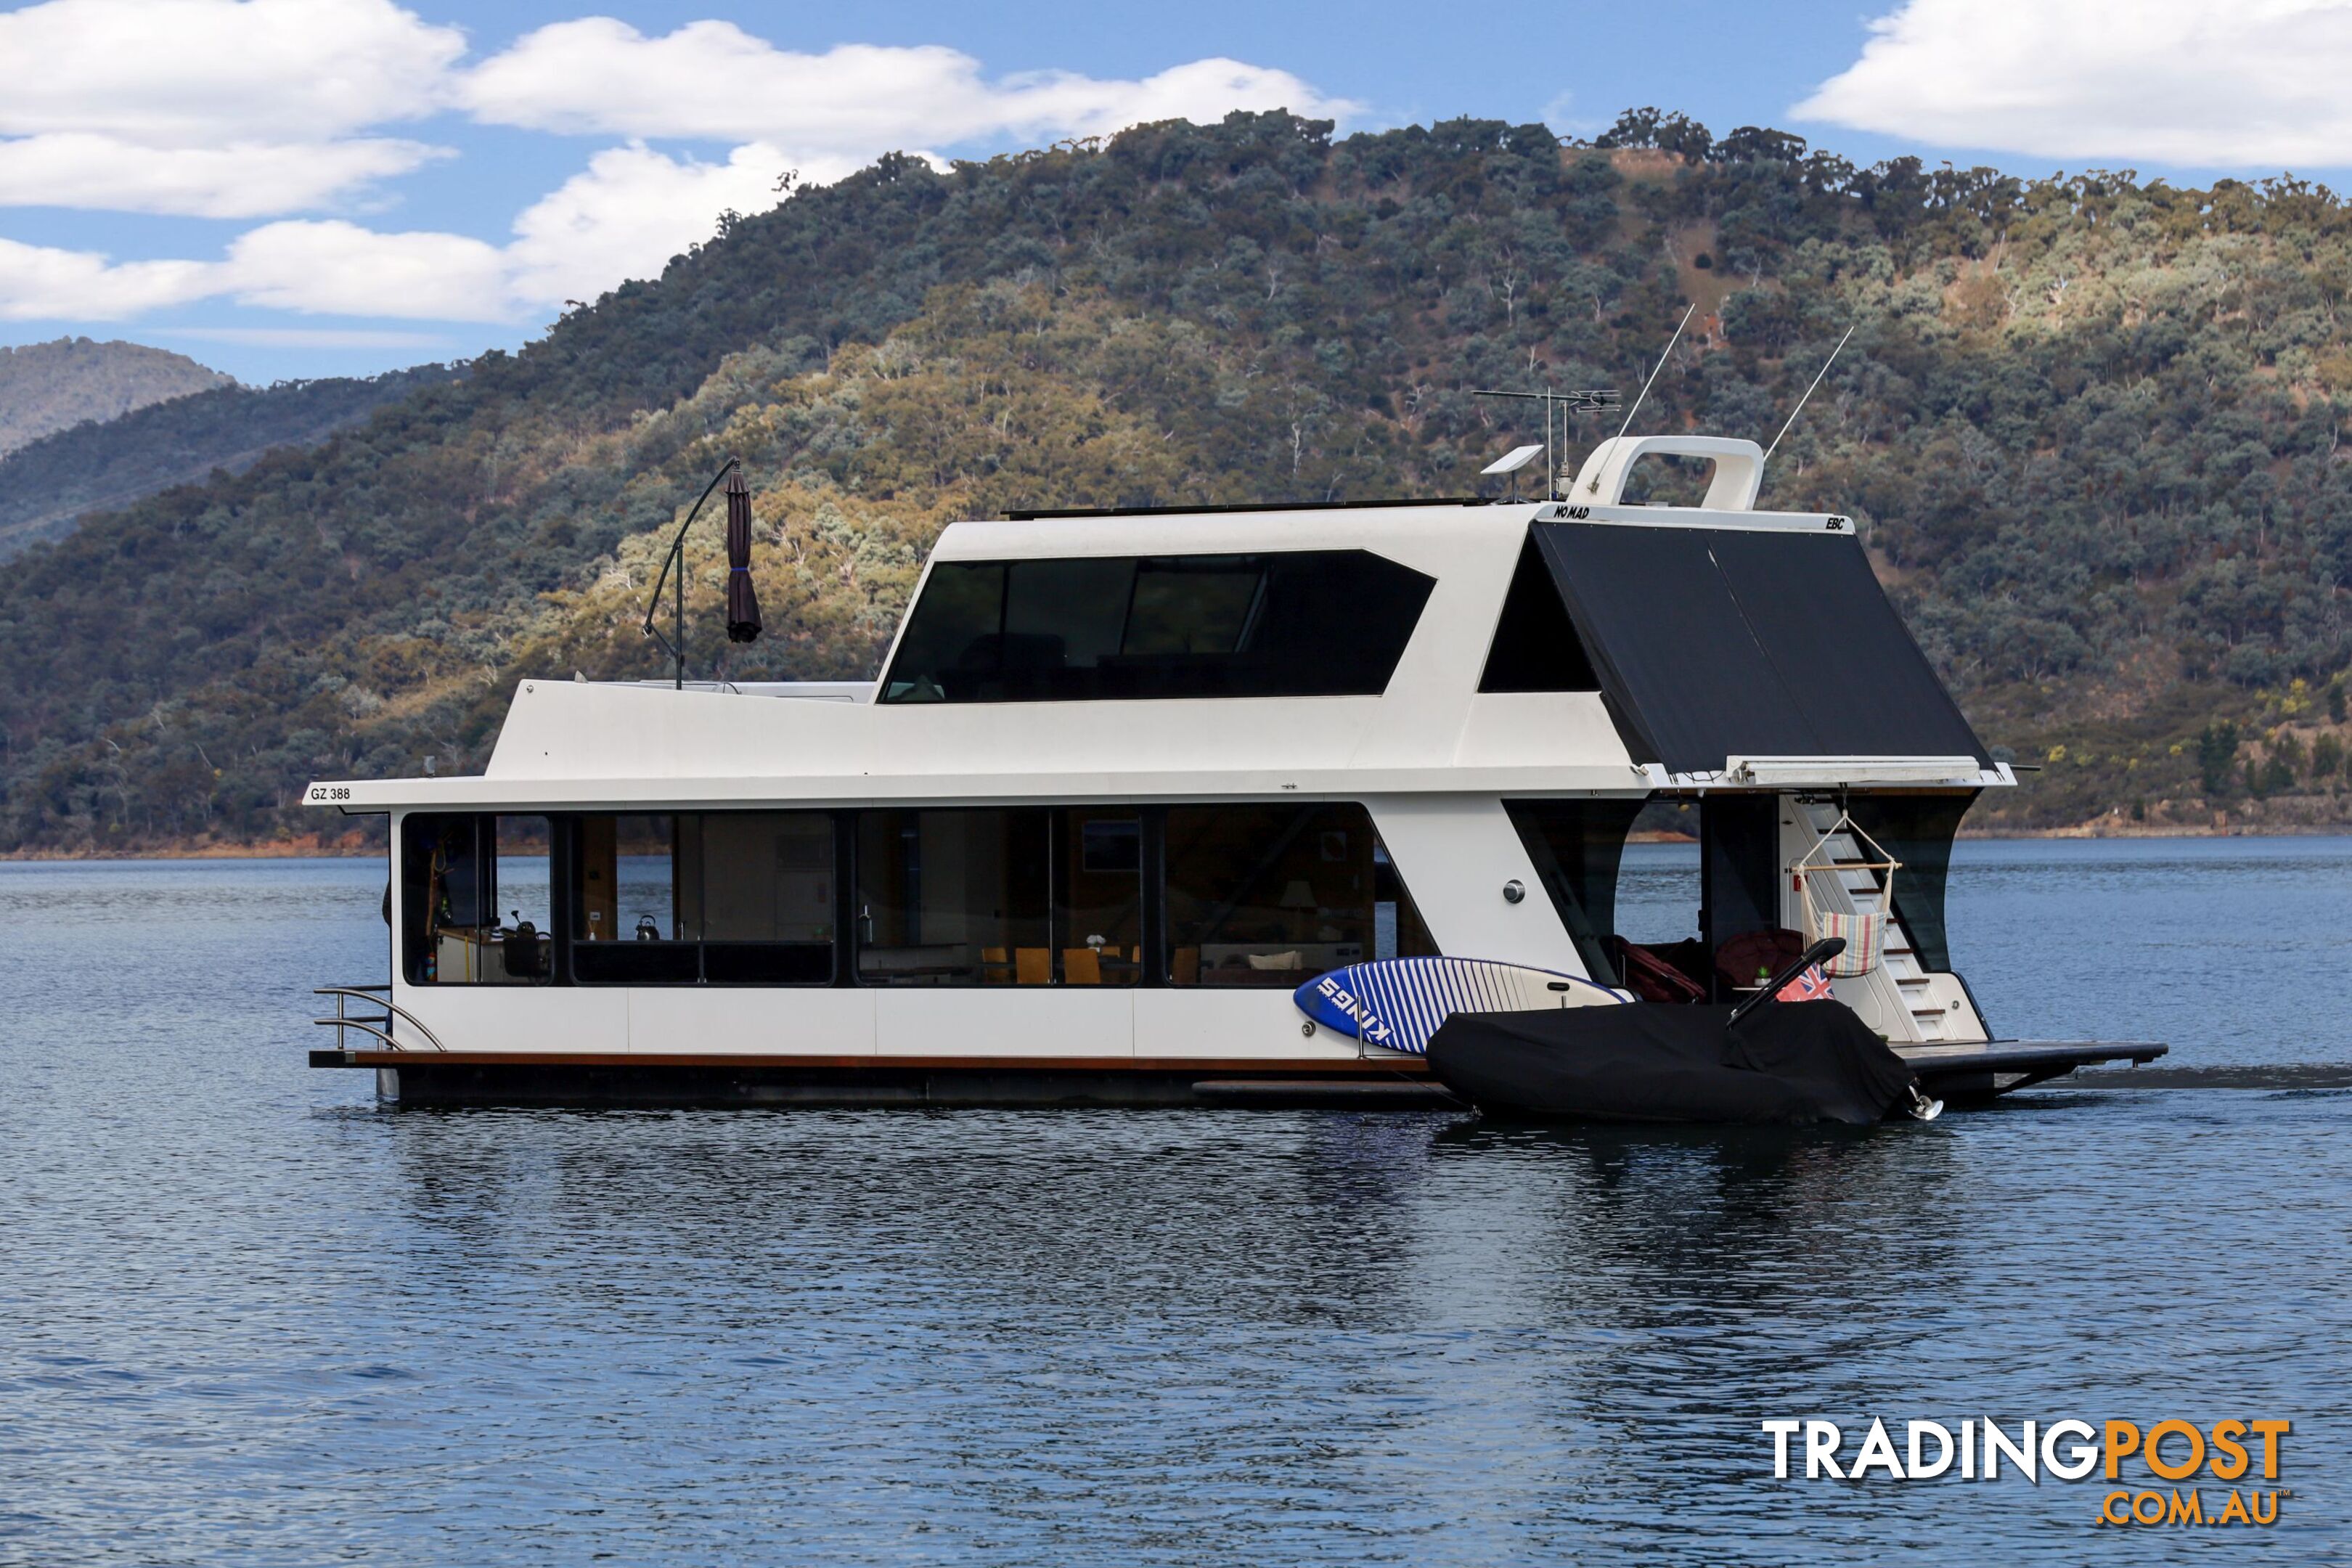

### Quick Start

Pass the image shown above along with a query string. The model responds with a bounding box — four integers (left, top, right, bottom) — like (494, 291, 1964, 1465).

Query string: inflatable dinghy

(1425, 939, 1940, 1125)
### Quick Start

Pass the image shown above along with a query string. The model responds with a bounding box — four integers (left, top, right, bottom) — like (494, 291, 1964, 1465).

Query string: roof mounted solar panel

(1530, 520, 1989, 776)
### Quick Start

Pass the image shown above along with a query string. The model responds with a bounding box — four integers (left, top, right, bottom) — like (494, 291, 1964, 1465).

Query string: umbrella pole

(642, 455, 739, 689)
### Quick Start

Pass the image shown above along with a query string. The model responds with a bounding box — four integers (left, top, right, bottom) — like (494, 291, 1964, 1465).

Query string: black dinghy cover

(1426, 1001, 1919, 1125)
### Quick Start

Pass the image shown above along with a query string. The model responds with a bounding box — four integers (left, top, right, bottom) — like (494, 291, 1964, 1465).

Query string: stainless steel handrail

(309, 1015, 404, 1050)
(313, 985, 448, 1053)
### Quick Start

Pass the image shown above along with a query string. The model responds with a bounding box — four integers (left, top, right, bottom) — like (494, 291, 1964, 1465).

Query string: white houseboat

(306, 434, 2162, 1108)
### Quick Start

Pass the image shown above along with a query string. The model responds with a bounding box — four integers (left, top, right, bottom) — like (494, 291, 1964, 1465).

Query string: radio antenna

(1614, 302, 1696, 441)
(1764, 322, 1856, 462)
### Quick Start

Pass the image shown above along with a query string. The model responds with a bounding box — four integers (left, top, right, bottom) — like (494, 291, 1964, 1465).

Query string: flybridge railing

(314, 984, 446, 1053)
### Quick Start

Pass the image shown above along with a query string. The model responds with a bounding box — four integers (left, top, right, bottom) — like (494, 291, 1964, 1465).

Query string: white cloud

(503, 140, 849, 309)
(1797, 0, 2352, 167)
(0, 223, 505, 322)
(460, 20, 1357, 149)
(155, 327, 453, 348)
(0, 238, 214, 320)
(0, 0, 462, 217)
(0, 134, 446, 219)
(1009, 57, 1357, 144)
(0, 0, 460, 142)
(222, 221, 512, 320)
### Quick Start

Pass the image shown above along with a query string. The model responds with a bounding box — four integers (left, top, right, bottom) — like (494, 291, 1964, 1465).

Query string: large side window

(693, 813, 839, 983)
(1504, 798, 1645, 981)
(400, 812, 552, 984)
(857, 809, 1050, 984)
(1163, 803, 1431, 987)
(572, 812, 835, 985)
(878, 550, 1436, 703)
(400, 804, 1450, 992)
(1058, 807, 1145, 987)
(854, 807, 1146, 986)
(573, 813, 695, 982)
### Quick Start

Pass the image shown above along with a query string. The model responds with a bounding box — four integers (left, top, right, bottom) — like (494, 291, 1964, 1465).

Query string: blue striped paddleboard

(1294, 956, 1631, 1055)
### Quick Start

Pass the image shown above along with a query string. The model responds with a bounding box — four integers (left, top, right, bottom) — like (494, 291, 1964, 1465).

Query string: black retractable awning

(1531, 521, 1989, 776)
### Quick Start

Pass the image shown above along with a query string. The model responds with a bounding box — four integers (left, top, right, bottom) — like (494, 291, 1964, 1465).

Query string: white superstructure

(309, 436, 2040, 1104)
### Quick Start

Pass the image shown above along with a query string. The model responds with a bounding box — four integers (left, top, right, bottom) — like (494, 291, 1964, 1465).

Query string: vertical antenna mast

(1764, 322, 1857, 462)
(1614, 302, 1696, 441)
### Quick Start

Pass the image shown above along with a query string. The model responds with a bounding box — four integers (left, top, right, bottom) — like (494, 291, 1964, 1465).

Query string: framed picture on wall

(1082, 818, 1142, 873)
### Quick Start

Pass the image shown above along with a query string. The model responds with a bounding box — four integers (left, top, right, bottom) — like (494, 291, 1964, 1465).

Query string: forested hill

(0, 364, 457, 561)
(8, 109, 2352, 852)
(0, 337, 231, 455)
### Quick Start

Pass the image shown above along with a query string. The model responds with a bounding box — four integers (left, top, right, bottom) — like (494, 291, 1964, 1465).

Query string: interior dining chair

(981, 945, 1011, 985)
(1062, 947, 1102, 985)
(1015, 947, 1050, 986)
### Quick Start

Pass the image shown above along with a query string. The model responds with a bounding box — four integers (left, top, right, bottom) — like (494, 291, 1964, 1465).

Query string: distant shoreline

(0, 840, 380, 862)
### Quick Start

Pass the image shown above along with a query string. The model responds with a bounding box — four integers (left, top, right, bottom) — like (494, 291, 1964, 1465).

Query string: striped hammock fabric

(1815, 910, 1882, 977)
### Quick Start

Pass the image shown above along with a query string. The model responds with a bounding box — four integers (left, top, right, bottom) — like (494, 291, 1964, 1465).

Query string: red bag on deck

(1616, 937, 1708, 1004)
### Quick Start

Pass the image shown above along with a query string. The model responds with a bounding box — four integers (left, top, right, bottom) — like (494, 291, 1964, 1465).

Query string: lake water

(1, 839, 2346, 1564)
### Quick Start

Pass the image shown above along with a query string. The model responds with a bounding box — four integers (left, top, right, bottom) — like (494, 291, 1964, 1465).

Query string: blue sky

(6, 0, 2348, 383)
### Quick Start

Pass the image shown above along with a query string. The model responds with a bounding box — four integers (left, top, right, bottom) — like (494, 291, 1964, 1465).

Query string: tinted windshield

(878, 550, 1435, 703)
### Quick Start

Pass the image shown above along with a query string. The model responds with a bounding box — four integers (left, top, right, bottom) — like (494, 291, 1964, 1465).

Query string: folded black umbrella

(723, 469, 761, 644)
(1427, 999, 1922, 1126)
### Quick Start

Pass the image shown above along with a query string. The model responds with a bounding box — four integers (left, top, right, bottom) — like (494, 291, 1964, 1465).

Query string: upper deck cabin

(316, 436, 2007, 813)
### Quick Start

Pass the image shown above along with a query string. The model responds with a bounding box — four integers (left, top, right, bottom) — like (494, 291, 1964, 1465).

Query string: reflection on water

(1615, 841, 1702, 947)
(0, 846, 2347, 1564)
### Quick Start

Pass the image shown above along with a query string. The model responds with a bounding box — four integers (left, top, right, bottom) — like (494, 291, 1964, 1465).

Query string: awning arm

(1727, 755, 1990, 785)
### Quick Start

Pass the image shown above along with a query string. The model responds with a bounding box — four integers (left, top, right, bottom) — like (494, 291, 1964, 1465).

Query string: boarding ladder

(1789, 801, 1985, 1044)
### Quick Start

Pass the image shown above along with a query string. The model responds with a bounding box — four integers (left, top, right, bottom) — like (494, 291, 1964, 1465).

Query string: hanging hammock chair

(1791, 814, 1901, 978)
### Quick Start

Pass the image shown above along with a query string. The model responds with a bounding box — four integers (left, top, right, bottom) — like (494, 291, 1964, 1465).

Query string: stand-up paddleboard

(1294, 956, 1630, 1055)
